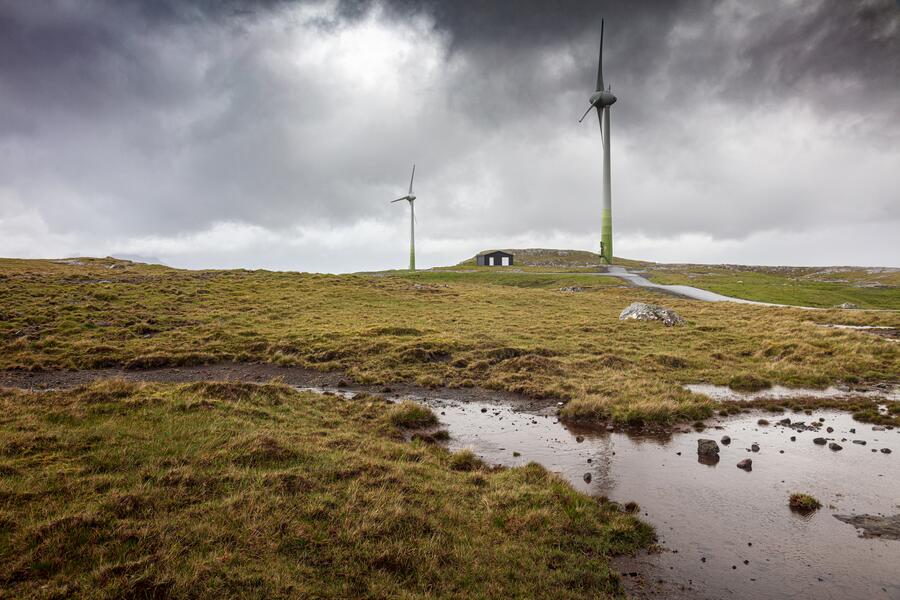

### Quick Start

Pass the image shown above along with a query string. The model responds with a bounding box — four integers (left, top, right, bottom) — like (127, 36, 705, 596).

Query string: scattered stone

(576, 436, 584, 443)
(778, 418, 792, 426)
(757, 419, 769, 426)
(721, 435, 731, 445)
(873, 426, 886, 431)
(813, 438, 827, 445)
(790, 436, 796, 441)
(583, 472, 592, 483)
(881, 448, 892, 454)
(480, 407, 487, 413)
(829, 442, 843, 451)
(852, 440, 866, 445)
(587, 458, 592, 463)
(751, 443, 760, 452)
(618, 302, 685, 327)
(826, 426, 834, 433)
(850, 428, 856, 434)
(834, 514, 900, 540)
(697, 439, 720, 457)
(512, 451, 521, 457)
(737, 458, 752, 471)
(819, 418, 826, 423)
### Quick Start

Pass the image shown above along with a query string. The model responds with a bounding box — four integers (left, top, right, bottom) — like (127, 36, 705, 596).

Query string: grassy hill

(452, 248, 648, 271)
(642, 263, 900, 310)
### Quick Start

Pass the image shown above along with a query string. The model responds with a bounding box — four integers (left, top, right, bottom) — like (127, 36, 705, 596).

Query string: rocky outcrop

(619, 302, 684, 327)
(834, 514, 900, 540)
(697, 439, 719, 457)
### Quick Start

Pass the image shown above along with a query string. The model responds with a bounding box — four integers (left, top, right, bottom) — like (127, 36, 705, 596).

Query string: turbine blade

(409, 164, 415, 194)
(596, 19, 605, 92)
(391, 196, 407, 203)
(598, 107, 604, 144)
(578, 105, 594, 123)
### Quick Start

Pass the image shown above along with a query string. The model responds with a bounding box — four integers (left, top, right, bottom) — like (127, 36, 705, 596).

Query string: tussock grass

(0, 381, 653, 598)
(0, 258, 898, 425)
(386, 400, 438, 428)
(789, 493, 822, 512)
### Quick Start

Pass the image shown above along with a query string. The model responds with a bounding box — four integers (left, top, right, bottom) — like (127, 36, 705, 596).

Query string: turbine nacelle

(589, 90, 617, 108)
(407, 194, 416, 201)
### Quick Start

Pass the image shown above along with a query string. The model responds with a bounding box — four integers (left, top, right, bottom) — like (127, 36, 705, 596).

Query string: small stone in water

(829, 442, 843, 451)
(853, 440, 866, 445)
(737, 458, 752, 471)
(751, 443, 760, 452)
(576, 436, 584, 443)
(583, 472, 592, 483)
(721, 435, 731, 445)
(881, 448, 892, 454)
(813, 437, 827, 445)
(758, 419, 769, 426)
(790, 436, 796, 441)
(826, 427, 834, 433)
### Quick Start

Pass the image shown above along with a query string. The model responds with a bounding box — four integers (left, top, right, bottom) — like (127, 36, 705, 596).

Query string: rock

(790, 436, 796, 441)
(833, 302, 859, 309)
(852, 440, 866, 445)
(757, 419, 770, 426)
(881, 448, 892, 454)
(819, 418, 826, 423)
(737, 458, 752, 471)
(583, 472, 592, 483)
(873, 426, 886, 431)
(697, 439, 720, 457)
(721, 435, 731, 445)
(834, 514, 900, 540)
(849, 428, 856, 434)
(778, 418, 792, 426)
(618, 302, 685, 327)
(829, 442, 843, 451)
(480, 407, 487, 413)
(751, 443, 760, 452)
(813, 437, 827, 445)
(576, 436, 584, 443)
(826, 426, 834, 433)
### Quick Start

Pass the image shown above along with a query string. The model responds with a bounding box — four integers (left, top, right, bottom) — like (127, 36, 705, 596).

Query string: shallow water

(686, 383, 900, 402)
(424, 399, 900, 599)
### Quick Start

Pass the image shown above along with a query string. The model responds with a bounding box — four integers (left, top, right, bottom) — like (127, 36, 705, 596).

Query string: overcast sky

(1, 0, 898, 271)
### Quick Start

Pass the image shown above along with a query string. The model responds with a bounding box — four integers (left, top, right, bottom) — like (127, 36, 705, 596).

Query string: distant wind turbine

(391, 164, 418, 271)
(579, 18, 617, 265)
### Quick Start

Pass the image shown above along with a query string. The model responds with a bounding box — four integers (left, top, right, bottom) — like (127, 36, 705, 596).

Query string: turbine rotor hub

(590, 90, 617, 107)
(408, 194, 416, 201)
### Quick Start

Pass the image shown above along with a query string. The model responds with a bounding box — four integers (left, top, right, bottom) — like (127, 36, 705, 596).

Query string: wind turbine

(579, 18, 617, 265)
(391, 164, 418, 271)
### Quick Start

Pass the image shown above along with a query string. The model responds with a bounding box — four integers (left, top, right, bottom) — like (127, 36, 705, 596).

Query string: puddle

(819, 324, 900, 342)
(685, 383, 900, 402)
(423, 399, 900, 599)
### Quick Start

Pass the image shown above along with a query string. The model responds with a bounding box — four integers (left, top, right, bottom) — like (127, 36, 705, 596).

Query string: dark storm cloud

(0, 0, 897, 269)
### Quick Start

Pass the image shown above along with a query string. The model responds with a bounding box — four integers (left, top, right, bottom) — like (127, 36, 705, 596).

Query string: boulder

(619, 302, 685, 327)
(697, 439, 720, 457)
(737, 458, 752, 471)
(721, 435, 731, 445)
(813, 437, 827, 445)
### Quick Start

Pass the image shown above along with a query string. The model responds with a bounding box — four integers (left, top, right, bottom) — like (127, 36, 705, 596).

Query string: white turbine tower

(579, 18, 617, 265)
(391, 164, 418, 271)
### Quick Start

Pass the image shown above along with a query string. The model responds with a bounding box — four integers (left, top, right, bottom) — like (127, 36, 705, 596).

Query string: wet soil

(0, 362, 550, 411)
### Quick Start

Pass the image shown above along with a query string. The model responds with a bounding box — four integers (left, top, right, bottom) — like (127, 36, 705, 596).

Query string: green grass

(789, 493, 822, 512)
(642, 266, 900, 310)
(0, 380, 653, 598)
(400, 270, 622, 289)
(0, 258, 898, 425)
